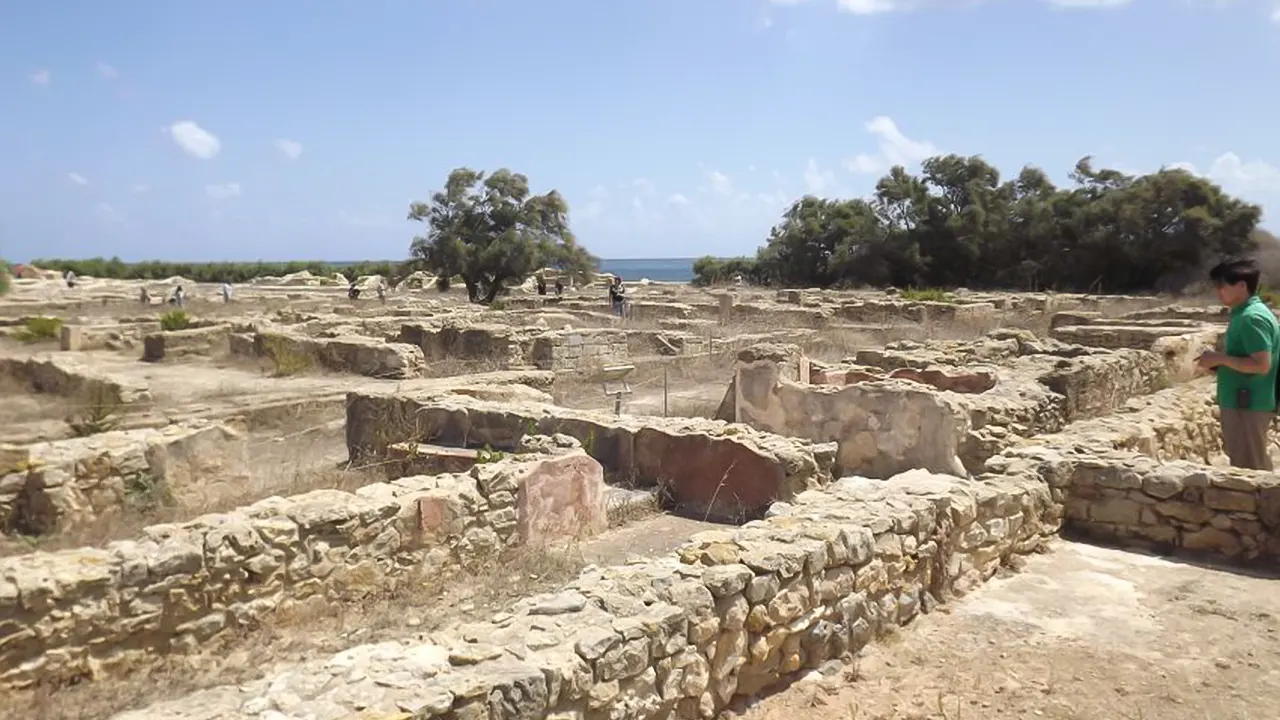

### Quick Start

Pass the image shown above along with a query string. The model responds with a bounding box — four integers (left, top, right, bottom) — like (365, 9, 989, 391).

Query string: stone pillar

(59, 324, 83, 352)
(718, 293, 734, 324)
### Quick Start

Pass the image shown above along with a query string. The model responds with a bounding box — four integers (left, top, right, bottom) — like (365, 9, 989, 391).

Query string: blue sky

(1, 0, 1278, 263)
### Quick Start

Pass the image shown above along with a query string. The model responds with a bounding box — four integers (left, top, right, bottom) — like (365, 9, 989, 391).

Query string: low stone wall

(727, 344, 972, 479)
(252, 330, 425, 379)
(1065, 452, 1280, 561)
(834, 299, 997, 326)
(1017, 378, 1223, 462)
(141, 324, 231, 362)
(984, 373, 1280, 564)
(990, 446, 1280, 564)
(0, 420, 249, 536)
(0, 447, 606, 689)
(724, 337, 1175, 479)
(117, 468, 1057, 720)
(1047, 312, 1223, 356)
(397, 321, 533, 367)
(530, 329, 629, 371)
(345, 390, 836, 522)
(58, 321, 158, 352)
(0, 353, 152, 406)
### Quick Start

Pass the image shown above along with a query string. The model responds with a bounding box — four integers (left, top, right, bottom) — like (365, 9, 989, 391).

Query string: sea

(598, 258, 695, 283)
(326, 257, 697, 283)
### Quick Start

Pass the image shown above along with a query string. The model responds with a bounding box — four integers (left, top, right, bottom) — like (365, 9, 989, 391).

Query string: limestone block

(514, 452, 607, 543)
(58, 324, 83, 352)
(141, 324, 232, 362)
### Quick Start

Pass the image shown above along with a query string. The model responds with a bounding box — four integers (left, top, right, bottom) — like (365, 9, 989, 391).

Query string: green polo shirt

(1217, 295, 1280, 412)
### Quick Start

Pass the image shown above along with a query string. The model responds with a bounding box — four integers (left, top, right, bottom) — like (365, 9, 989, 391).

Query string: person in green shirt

(1196, 258, 1280, 470)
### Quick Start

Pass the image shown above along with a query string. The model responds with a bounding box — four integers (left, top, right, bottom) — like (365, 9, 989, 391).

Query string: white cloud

(837, 0, 905, 13)
(667, 193, 690, 205)
(131, 183, 150, 194)
(707, 170, 734, 196)
(772, 0, 1135, 13)
(803, 158, 838, 195)
(1272, 1, 1280, 22)
(274, 138, 303, 159)
(68, 172, 89, 186)
(95, 62, 119, 79)
(205, 182, 241, 200)
(1045, 0, 1131, 6)
(1208, 152, 1280, 194)
(95, 202, 124, 224)
(1172, 152, 1280, 219)
(168, 121, 221, 160)
(844, 116, 938, 174)
(632, 178, 656, 196)
(30, 69, 50, 86)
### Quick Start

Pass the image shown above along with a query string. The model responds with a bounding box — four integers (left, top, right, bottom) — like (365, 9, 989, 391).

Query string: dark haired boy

(1197, 258, 1280, 469)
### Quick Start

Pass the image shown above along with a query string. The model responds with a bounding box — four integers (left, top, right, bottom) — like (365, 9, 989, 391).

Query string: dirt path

(733, 541, 1280, 720)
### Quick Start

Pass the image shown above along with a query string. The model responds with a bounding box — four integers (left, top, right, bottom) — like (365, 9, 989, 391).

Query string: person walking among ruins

(608, 275, 627, 318)
(1196, 258, 1280, 470)
(221, 282, 233, 303)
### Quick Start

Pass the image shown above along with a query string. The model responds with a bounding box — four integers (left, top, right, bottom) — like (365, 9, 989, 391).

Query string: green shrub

(159, 310, 192, 331)
(899, 288, 955, 303)
(66, 386, 121, 437)
(0, 261, 10, 296)
(14, 316, 63, 343)
(261, 336, 314, 377)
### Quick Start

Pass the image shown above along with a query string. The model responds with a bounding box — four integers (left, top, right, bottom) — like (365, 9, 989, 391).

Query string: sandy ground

(733, 540, 1280, 720)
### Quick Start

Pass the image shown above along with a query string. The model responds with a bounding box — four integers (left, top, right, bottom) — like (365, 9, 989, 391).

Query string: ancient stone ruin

(0, 273, 1274, 719)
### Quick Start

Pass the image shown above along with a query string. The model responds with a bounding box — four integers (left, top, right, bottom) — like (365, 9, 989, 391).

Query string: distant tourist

(221, 282, 233, 303)
(376, 281, 386, 303)
(554, 279, 564, 297)
(169, 285, 186, 307)
(608, 275, 627, 318)
(1197, 258, 1280, 470)
(347, 281, 361, 301)
(64, 270, 76, 289)
(139, 287, 151, 305)
(536, 275, 547, 296)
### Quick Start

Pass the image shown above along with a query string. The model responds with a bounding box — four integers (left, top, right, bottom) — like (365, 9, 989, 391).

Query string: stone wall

(834, 299, 997, 326)
(116, 468, 1058, 720)
(345, 390, 836, 522)
(530, 329, 630, 372)
(0, 447, 606, 689)
(398, 321, 533, 367)
(724, 337, 1176, 478)
(141, 324, 232, 362)
(728, 344, 972, 479)
(0, 353, 152, 406)
(1015, 378, 1223, 462)
(1066, 452, 1279, 561)
(1047, 312, 1223, 357)
(57, 321, 157, 352)
(0, 420, 249, 536)
(984, 375, 1280, 564)
(252, 330, 425, 379)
